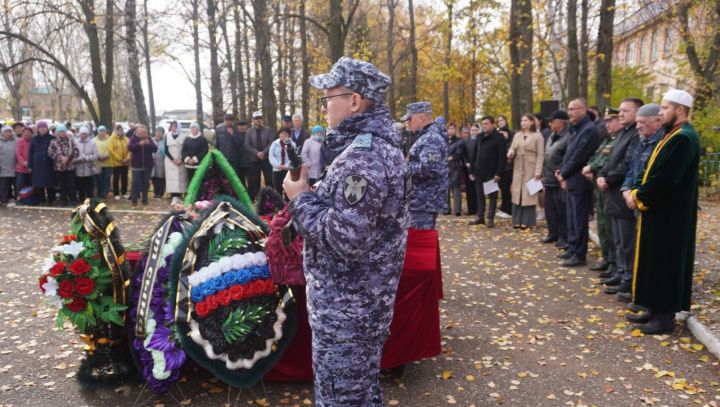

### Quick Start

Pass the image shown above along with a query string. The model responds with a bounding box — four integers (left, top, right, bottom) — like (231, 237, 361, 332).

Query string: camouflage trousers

(312, 333, 385, 406)
(409, 211, 437, 229)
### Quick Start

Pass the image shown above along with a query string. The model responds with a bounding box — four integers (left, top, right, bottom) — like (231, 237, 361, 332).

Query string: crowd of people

(0, 112, 327, 207)
(401, 89, 699, 335)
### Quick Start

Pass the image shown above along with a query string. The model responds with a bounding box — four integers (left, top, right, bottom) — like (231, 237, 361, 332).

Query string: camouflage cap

(400, 101, 432, 121)
(309, 57, 391, 103)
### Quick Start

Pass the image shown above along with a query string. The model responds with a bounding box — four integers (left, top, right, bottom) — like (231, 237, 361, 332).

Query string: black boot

(468, 218, 485, 225)
(589, 262, 609, 271)
(599, 268, 615, 279)
(541, 235, 558, 244)
(557, 251, 573, 259)
(604, 281, 630, 294)
(555, 240, 568, 249)
(600, 275, 621, 286)
(637, 313, 675, 335)
(626, 310, 654, 324)
(616, 291, 632, 303)
(627, 303, 650, 314)
(562, 255, 587, 267)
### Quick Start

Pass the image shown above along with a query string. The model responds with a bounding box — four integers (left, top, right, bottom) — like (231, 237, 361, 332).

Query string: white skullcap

(663, 88, 693, 108)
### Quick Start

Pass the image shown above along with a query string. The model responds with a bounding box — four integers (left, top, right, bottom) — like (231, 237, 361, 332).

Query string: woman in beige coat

(507, 114, 545, 228)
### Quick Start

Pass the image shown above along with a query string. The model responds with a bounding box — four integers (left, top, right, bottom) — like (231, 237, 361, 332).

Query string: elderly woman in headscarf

(181, 122, 209, 182)
(164, 120, 187, 205)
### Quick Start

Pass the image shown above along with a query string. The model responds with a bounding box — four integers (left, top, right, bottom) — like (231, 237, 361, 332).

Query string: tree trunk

(299, 0, 310, 129)
(579, 0, 589, 99)
(328, 0, 344, 62)
(253, 0, 278, 133)
(386, 0, 397, 117)
(191, 0, 204, 124)
(408, 0, 418, 101)
(207, 0, 223, 126)
(220, 0, 238, 118)
(566, 0, 579, 100)
(469, 0, 479, 124)
(142, 0, 156, 129)
(443, 1, 453, 121)
(509, 0, 533, 129)
(234, 0, 247, 120)
(126, 0, 148, 124)
(242, 14, 256, 114)
(275, 1, 287, 118)
(595, 0, 615, 112)
(79, 0, 114, 127)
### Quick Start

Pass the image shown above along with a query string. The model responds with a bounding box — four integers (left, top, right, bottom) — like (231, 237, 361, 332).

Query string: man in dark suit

(244, 110, 275, 199)
(215, 113, 249, 187)
(557, 98, 601, 267)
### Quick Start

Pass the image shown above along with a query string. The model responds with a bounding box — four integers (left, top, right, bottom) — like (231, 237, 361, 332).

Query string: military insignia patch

(352, 133, 373, 149)
(343, 175, 368, 205)
(426, 151, 438, 163)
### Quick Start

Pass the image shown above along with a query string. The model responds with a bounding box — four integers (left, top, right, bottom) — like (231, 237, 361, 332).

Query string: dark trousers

(499, 169, 513, 214)
(186, 168, 197, 184)
(463, 171, 477, 215)
(272, 170, 288, 195)
(35, 187, 55, 204)
(544, 186, 567, 242)
(112, 166, 128, 196)
(474, 177, 498, 221)
(76, 176, 94, 202)
(611, 217, 636, 285)
(131, 169, 151, 204)
(0, 176, 13, 203)
(566, 188, 592, 259)
(98, 167, 112, 197)
(248, 160, 272, 200)
(448, 187, 462, 215)
(233, 165, 248, 189)
(56, 170, 76, 205)
(595, 188, 617, 267)
(15, 172, 31, 194)
(151, 176, 165, 197)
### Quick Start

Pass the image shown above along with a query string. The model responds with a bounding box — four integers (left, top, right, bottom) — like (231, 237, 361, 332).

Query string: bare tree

(126, 0, 148, 124)
(191, 0, 203, 123)
(677, 0, 720, 109)
(407, 0, 418, 102)
(386, 0, 399, 117)
(579, 0, 589, 99)
(595, 0, 615, 112)
(566, 0, 579, 100)
(252, 0, 278, 132)
(207, 0, 223, 125)
(509, 0, 533, 129)
(233, 0, 247, 120)
(142, 0, 156, 129)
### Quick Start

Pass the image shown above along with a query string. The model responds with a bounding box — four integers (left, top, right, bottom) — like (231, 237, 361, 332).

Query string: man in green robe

(581, 108, 620, 274)
(625, 89, 700, 335)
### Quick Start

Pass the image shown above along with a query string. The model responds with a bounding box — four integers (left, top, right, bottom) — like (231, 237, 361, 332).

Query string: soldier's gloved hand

(283, 164, 310, 201)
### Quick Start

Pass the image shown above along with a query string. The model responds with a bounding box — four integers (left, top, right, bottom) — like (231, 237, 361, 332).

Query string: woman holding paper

(507, 114, 545, 228)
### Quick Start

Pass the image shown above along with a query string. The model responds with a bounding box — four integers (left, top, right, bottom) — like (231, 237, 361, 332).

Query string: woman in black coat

(497, 115, 515, 218)
(27, 122, 56, 205)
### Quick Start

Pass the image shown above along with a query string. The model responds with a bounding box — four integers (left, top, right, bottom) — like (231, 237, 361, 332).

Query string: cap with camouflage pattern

(400, 101, 432, 122)
(309, 57, 391, 103)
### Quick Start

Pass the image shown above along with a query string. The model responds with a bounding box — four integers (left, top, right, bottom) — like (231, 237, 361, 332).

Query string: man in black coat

(557, 98, 601, 267)
(597, 98, 642, 299)
(468, 116, 506, 227)
(215, 114, 250, 188)
(541, 110, 570, 245)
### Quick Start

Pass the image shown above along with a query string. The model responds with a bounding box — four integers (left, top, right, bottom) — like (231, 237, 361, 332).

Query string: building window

(639, 35, 647, 64)
(21, 107, 30, 118)
(650, 30, 659, 62)
(663, 27, 673, 56)
(626, 41, 636, 66)
(645, 85, 655, 101)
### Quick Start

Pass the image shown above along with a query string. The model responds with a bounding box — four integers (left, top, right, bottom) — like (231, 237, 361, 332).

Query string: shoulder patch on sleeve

(352, 133, 373, 149)
(343, 175, 368, 205)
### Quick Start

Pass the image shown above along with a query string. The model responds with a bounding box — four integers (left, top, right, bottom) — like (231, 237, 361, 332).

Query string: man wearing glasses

(283, 57, 409, 407)
(244, 110, 274, 199)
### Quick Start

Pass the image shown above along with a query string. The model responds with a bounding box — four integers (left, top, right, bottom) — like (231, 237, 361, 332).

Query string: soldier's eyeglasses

(320, 93, 355, 109)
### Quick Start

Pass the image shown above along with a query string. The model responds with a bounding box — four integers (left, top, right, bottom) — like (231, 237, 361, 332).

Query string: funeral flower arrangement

(39, 230, 126, 332)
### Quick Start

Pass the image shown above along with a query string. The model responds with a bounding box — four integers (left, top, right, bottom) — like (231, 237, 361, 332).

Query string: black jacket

(215, 124, 249, 167)
(598, 123, 639, 219)
(560, 115, 600, 192)
(471, 130, 506, 180)
(498, 126, 515, 172)
(541, 126, 570, 188)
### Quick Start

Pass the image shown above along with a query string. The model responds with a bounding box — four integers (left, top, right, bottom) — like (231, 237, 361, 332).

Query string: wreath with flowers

(39, 230, 126, 332)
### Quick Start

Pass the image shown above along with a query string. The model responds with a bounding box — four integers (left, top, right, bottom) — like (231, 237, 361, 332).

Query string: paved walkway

(0, 207, 718, 406)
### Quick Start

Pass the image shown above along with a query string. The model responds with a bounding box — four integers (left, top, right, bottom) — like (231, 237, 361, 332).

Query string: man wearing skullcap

(625, 89, 700, 334)
(283, 56, 409, 407)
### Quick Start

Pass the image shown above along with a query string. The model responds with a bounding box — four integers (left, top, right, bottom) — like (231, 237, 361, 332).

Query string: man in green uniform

(580, 108, 621, 275)
(625, 89, 700, 335)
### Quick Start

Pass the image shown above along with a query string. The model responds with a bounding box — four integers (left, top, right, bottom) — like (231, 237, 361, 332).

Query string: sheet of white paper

(526, 178, 544, 196)
(482, 180, 499, 195)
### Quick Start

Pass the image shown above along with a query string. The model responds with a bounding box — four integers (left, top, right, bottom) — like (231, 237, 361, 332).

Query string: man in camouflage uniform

(580, 107, 621, 274)
(402, 102, 448, 229)
(283, 57, 410, 407)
